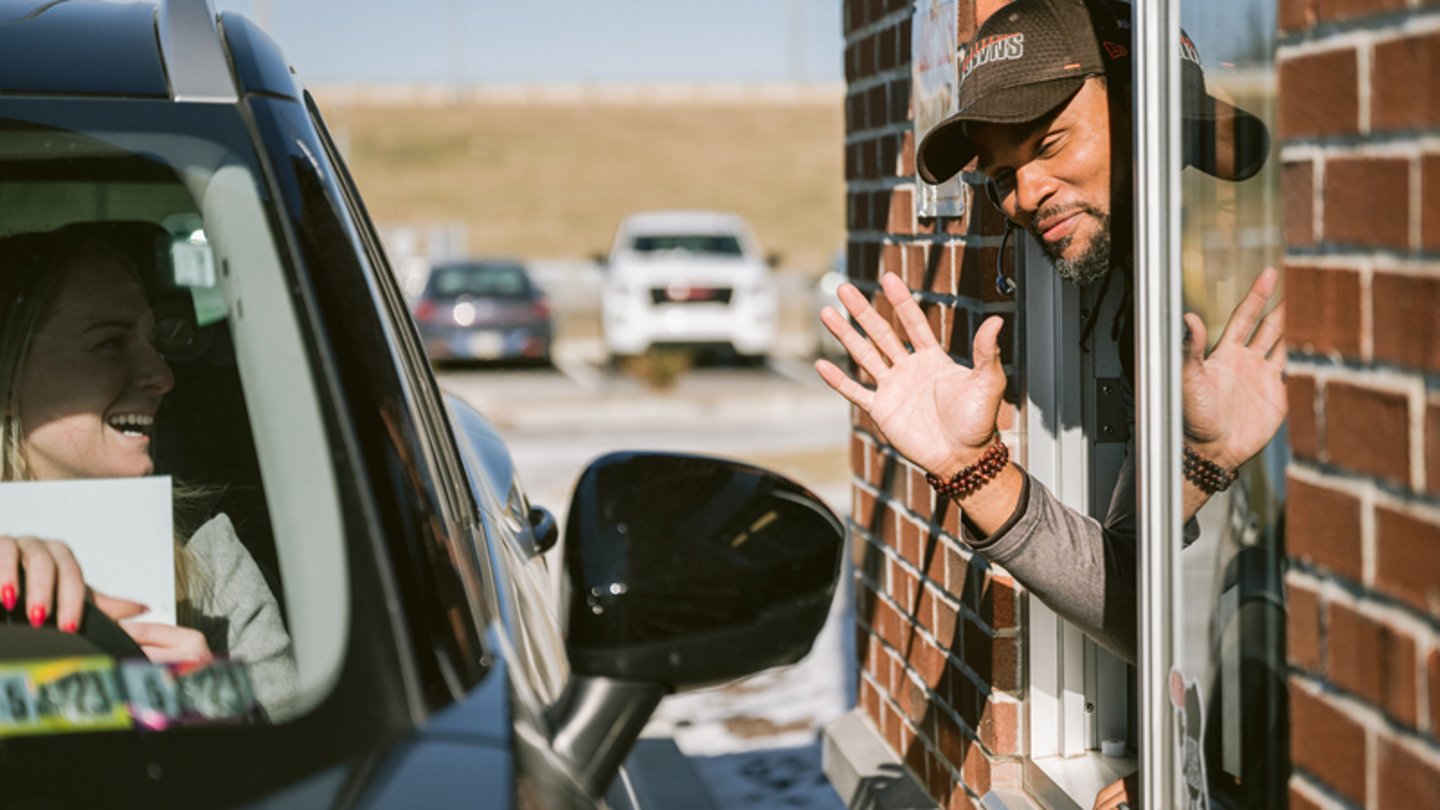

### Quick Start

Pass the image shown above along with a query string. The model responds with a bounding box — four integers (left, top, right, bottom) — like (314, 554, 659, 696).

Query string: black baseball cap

(915, 0, 1268, 185)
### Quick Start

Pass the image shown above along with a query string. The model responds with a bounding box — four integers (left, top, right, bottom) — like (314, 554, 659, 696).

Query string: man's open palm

(1182, 267, 1287, 470)
(815, 273, 1007, 479)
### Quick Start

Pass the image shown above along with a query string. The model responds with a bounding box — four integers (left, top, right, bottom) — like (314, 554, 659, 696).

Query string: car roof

(619, 210, 750, 236)
(0, 0, 295, 102)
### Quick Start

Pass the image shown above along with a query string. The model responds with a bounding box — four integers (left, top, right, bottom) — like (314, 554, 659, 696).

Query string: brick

(888, 187, 915, 234)
(935, 595, 959, 648)
(1279, 49, 1359, 138)
(1376, 737, 1440, 810)
(1288, 375, 1320, 461)
(1374, 272, 1440, 372)
(936, 710, 965, 767)
(1373, 32, 1440, 132)
(1286, 475, 1364, 581)
(976, 0, 1012, 29)
(867, 84, 886, 130)
(1425, 156, 1440, 251)
(961, 737, 992, 795)
(1430, 648, 1440, 739)
(908, 466, 932, 516)
(1287, 580, 1322, 673)
(900, 518, 921, 567)
(1375, 505, 1440, 617)
(988, 574, 1018, 631)
(1289, 685, 1367, 804)
(1319, 0, 1406, 22)
(1279, 0, 1317, 31)
(900, 128, 917, 178)
(958, 245, 1017, 304)
(991, 637, 1019, 692)
(944, 542, 969, 595)
(978, 698, 1018, 755)
(1325, 382, 1412, 485)
(1287, 265, 1362, 357)
(1327, 602, 1418, 726)
(1284, 161, 1315, 248)
(1430, 400, 1440, 497)
(870, 189, 889, 232)
(1323, 157, 1410, 249)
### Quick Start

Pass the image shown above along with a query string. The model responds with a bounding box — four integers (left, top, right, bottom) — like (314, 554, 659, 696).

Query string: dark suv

(0, 1, 842, 807)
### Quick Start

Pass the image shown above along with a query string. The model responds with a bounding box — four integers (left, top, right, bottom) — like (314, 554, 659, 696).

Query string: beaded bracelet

(1182, 445, 1237, 495)
(924, 441, 1010, 499)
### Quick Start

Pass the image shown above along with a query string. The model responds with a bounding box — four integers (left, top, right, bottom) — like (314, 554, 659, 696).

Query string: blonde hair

(0, 229, 201, 616)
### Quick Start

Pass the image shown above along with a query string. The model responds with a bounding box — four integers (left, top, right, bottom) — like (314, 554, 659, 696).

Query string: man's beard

(1031, 205, 1112, 287)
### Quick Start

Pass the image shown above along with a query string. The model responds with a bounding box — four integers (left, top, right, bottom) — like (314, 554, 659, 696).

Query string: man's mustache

(1026, 202, 1107, 240)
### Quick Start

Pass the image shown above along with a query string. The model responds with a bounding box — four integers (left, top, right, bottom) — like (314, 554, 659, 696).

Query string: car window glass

(630, 234, 743, 256)
(0, 108, 347, 736)
(428, 264, 531, 299)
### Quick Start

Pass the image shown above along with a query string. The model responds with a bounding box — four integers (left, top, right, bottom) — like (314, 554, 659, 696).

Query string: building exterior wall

(1279, 1, 1440, 807)
(842, 1, 1024, 806)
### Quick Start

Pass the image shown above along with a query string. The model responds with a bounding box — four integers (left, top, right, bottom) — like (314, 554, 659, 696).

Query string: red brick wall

(1279, 1, 1440, 807)
(843, 1, 1022, 806)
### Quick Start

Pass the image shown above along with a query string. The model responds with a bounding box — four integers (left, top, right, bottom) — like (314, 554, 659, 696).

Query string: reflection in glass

(1178, 1, 1289, 806)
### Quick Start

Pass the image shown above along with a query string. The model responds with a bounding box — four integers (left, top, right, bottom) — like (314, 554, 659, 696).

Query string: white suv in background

(601, 210, 778, 363)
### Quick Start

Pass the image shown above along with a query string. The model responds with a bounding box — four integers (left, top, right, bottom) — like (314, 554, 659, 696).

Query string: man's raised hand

(814, 272, 1008, 480)
(1182, 267, 1287, 471)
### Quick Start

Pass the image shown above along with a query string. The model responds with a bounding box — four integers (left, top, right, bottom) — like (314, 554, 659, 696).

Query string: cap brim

(916, 76, 1087, 185)
(1184, 93, 1269, 181)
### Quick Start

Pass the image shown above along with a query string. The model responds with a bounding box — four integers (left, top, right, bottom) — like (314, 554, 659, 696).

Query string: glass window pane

(1175, 1, 1289, 805)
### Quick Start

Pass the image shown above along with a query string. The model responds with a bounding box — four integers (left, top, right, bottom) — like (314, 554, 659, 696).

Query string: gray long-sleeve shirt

(958, 449, 1197, 664)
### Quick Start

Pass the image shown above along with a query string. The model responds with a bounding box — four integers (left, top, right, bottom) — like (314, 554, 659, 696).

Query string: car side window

(298, 93, 495, 689)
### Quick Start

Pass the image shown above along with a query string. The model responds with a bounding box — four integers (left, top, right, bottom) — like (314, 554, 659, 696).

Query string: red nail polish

(28, 605, 46, 628)
(61, 620, 77, 634)
(0, 585, 14, 612)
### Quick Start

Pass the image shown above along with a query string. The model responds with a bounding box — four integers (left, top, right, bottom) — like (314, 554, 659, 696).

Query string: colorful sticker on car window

(121, 659, 259, 730)
(0, 657, 130, 737)
(0, 657, 260, 737)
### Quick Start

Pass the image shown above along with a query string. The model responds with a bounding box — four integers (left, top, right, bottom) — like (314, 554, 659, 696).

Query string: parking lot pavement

(438, 353, 853, 810)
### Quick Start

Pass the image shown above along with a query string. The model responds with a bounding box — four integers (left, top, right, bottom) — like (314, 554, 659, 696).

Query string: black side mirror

(545, 452, 842, 798)
(563, 451, 842, 688)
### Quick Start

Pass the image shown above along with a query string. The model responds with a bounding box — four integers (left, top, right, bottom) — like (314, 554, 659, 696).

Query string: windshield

(630, 234, 744, 256)
(427, 263, 533, 299)
(0, 101, 347, 740)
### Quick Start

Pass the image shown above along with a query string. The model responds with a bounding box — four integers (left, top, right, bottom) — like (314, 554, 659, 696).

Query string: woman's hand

(0, 534, 145, 633)
(120, 621, 214, 665)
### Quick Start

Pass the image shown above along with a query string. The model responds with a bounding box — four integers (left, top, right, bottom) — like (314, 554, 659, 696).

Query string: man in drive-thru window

(816, 0, 1283, 684)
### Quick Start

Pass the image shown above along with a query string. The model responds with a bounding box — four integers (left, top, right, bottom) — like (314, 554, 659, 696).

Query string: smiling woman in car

(0, 226, 298, 721)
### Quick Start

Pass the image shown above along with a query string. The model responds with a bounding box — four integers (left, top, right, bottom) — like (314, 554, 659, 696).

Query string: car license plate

(467, 331, 504, 358)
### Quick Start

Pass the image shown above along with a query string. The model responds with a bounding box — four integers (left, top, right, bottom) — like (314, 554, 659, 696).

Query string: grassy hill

(314, 90, 846, 275)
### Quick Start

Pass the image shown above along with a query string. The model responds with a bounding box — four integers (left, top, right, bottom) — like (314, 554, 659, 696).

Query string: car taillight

(532, 299, 550, 319)
(413, 300, 436, 323)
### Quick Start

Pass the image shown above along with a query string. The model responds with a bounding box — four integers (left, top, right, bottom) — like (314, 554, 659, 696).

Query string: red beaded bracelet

(924, 441, 1010, 499)
(1182, 445, 1237, 495)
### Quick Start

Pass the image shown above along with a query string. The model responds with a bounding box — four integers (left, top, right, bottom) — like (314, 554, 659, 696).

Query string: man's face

(970, 77, 1115, 286)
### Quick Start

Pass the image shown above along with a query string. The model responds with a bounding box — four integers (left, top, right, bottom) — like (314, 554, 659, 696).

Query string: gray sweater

(958, 448, 1198, 664)
(185, 514, 299, 721)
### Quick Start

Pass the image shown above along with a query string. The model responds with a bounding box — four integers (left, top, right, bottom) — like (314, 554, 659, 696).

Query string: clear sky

(212, 1, 845, 84)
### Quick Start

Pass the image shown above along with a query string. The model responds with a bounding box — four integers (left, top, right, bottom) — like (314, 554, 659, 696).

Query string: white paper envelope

(0, 477, 175, 626)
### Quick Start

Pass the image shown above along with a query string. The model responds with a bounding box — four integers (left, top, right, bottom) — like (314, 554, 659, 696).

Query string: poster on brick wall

(912, 0, 966, 218)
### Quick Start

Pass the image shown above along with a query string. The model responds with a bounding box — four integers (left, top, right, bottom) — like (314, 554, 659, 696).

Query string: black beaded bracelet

(1182, 445, 1237, 495)
(925, 442, 1009, 499)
